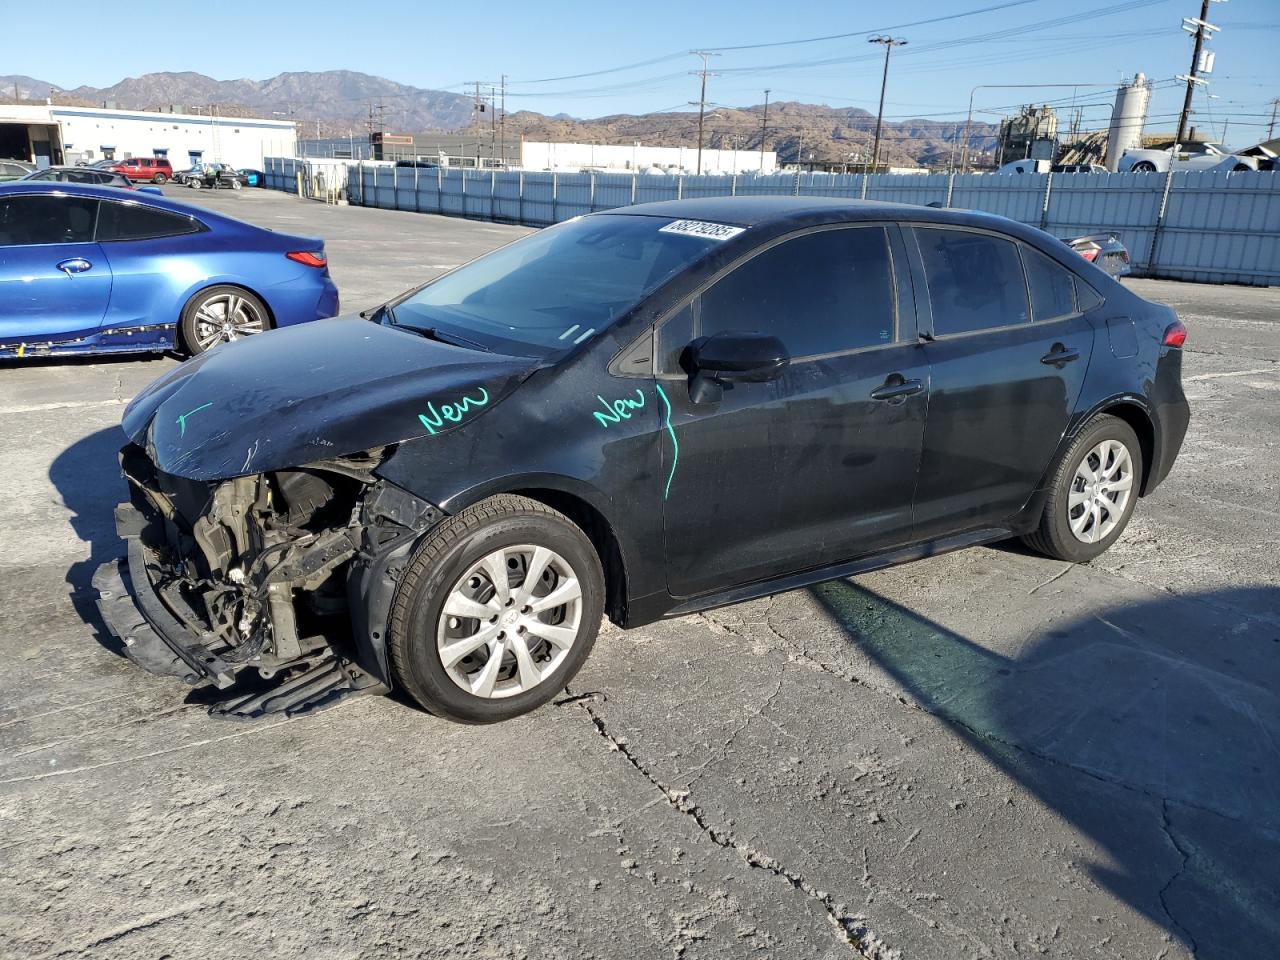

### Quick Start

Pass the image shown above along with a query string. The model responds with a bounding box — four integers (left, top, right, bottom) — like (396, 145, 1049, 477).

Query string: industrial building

(0, 104, 296, 170)
(519, 141, 778, 174)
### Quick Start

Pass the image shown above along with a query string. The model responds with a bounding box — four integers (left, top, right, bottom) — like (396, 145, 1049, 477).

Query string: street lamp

(869, 36, 907, 173)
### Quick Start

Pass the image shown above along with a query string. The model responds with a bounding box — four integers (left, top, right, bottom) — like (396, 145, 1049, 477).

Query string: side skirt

(661, 527, 1011, 621)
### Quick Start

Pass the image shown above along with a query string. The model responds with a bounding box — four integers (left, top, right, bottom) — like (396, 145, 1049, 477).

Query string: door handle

(1040, 343, 1080, 367)
(56, 258, 92, 275)
(870, 376, 924, 402)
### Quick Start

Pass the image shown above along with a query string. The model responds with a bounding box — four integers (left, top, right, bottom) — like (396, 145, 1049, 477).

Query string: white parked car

(995, 158, 1052, 174)
(1118, 141, 1258, 174)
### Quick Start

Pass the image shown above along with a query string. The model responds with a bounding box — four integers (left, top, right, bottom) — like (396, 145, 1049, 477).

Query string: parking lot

(1, 186, 1277, 959)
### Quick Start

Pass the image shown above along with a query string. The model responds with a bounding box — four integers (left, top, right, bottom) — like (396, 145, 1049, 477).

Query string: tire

(189, 178, 202, 189)
(231, 179, 241, 190)
(1022, 414, 1144, 563)
(1132, 161, 1157, 173)
(153, 173, 168, 184)
(179, 285, 271, 355)
(388, 495, 605, 724)
(1233, 163, 1251, 173)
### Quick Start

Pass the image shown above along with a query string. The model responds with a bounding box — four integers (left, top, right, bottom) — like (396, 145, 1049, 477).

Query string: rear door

(908, 226, 1095, 540)
(0, 193, 111, 343)
(659, 223, 929, 598)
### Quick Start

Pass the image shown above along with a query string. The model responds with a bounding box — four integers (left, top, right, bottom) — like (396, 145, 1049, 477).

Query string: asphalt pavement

(1, 186, 1277, 960)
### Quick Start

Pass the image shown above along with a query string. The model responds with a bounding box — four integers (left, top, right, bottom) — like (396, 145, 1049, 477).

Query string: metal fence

(263, 158, 1280, 286)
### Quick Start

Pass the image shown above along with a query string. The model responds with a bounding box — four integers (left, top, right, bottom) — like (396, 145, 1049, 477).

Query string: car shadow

(810, 578, 1280, 959)
(48, 425, 129, 657)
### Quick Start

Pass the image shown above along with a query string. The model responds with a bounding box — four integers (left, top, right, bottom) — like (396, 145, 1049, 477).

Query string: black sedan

(20, 166, 135, 189)
(97, 197, 1190, 723)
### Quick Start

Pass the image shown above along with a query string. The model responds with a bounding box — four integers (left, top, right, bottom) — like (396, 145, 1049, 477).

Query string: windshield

(389, 214, 729, 357)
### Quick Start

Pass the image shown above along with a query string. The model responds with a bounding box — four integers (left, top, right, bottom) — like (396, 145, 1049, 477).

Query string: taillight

(1163, 320, 1187, 348)
(1077, 242, 1101, 263)
(286, 250, 327, 268)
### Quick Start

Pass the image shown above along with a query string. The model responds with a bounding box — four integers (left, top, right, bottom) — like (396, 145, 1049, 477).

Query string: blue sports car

(0, 182, 338, 358)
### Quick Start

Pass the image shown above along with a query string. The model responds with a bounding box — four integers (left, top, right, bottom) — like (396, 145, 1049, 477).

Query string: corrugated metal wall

(263, 158, 1280, 286)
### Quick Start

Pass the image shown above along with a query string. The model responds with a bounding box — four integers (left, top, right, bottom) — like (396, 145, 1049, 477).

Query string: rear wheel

(231, 179, 242, 190)
(1022, 414, 1143, 563)
(388, 495, 604, 724)
(1132, 161, 1157, 173)
(188, 178, 202, 189)
(180, 285, 270, 355)
(153, 173, 168, 184)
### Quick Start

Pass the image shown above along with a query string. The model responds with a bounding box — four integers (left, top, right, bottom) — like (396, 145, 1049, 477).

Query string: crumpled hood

(123, 315, 540, 480)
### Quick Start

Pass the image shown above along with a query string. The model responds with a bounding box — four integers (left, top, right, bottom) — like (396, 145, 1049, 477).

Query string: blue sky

(6, 0, 1277, 144)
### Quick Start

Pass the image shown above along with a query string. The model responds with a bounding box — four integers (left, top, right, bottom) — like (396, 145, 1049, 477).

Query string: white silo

(1105, 72, 1151, 171)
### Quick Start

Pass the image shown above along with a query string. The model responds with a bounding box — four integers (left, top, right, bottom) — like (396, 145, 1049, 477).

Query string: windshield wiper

(384, 309, 491, 352)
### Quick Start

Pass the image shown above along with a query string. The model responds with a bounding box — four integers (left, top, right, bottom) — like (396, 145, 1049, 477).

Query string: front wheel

(231, 179, 241, 190)
(1022, 414, 1144, 563)
(1131, 161, 1157, 173)
(388, 495, 605, 723)
(188, 178, 202, 189)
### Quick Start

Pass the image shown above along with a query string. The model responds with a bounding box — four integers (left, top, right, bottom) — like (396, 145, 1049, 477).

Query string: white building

(0, 103, 296, 169)
(520, 140, 778, 175)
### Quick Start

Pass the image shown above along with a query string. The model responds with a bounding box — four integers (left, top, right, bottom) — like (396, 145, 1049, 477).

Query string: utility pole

(1174, 0, 1222, 150)
(500, 74, 507, 167)
(689, 51, 719, 175)
(1268, 98, 1279, 140)
(868, 36, 907, 173)
(759, 89, 770, 173)
(489, 84, 497, 166)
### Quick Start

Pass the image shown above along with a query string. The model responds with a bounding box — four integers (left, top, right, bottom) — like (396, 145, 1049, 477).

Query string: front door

(659, 224, 929, 599)
(907, 226, 1096, 539)
(0, 194, 111, 344)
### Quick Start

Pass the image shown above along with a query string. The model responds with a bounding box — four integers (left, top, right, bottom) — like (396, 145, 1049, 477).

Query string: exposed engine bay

(99, 444, 444, 717)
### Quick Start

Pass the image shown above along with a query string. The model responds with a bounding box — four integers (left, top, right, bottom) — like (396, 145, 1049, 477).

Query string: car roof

(602, 195, 1052, 243)
(0, 180, 227, 219)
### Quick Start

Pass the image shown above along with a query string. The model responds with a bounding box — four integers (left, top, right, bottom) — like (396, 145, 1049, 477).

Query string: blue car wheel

(180, 285, 271, 355)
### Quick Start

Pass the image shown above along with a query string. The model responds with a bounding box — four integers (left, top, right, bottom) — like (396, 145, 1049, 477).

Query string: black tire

(1233, 163, 1251, 173)
(1022, 414, 1144, 563)
(388, 495, 605, 724)
(231, 179, 241, 190)
(153, 173, 168, 184)
(1132, 161, 1157, 173)
(179, 285, 271, 356)
(189, 178, 202, 189)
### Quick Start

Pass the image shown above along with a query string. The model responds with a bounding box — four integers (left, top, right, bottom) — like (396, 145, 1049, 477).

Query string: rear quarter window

(1021, 245, 1078, 321)
(96, 201, 204, 241)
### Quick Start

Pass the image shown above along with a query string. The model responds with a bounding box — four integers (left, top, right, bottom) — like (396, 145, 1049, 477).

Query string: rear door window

(915, 227, 1030, 336)
(697, 226, 897, 359)
(1021, 245, 1078, 321)
(96, 201, 203, 241)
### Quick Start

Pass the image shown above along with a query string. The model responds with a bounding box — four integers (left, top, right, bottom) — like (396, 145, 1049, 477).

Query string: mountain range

(2, 71, 998, 168)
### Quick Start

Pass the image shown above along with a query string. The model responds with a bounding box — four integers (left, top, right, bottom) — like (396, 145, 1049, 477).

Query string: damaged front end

(94, 444, 444, 717)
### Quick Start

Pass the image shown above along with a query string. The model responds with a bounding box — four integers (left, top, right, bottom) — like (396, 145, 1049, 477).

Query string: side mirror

(687, 331, 789, 404)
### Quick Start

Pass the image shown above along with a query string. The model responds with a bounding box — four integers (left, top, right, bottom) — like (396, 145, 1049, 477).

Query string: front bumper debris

(94, 497, 391, 719)
(94, 527, 237, 689)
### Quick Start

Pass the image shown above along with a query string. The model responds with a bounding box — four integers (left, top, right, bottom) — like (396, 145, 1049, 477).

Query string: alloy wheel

(436, 544, 583, 699)
(191, 292, 267, 350)
(1067, 439, 1134, 544)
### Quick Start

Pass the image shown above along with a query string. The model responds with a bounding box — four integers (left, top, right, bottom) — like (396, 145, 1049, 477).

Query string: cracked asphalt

(2, 188, 1278, 959)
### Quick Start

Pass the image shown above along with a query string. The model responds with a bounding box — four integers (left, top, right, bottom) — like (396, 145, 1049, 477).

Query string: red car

(107, 157, 175, 184)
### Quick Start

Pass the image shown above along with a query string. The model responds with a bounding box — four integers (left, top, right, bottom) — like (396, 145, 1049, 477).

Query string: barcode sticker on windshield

(659, 219, 746, 241)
